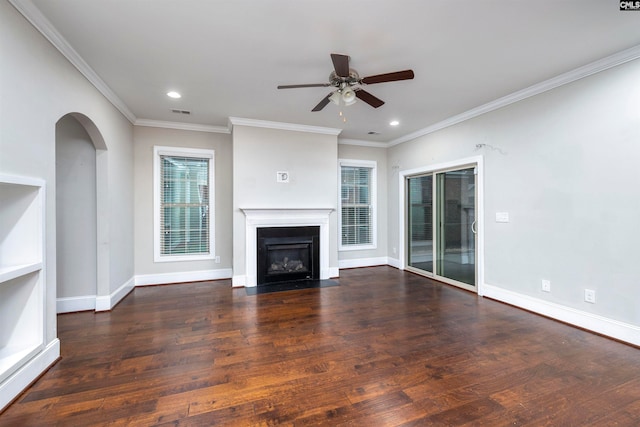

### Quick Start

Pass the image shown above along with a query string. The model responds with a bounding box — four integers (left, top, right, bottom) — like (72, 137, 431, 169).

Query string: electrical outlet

(214, 256, 220, 264)
(392, 247, 397, 254)
(541, 279, 551, 292)
(584, 289, 596, 304)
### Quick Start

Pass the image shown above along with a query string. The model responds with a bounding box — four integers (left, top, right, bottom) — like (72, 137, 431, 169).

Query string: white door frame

(398, 155, 484, 295)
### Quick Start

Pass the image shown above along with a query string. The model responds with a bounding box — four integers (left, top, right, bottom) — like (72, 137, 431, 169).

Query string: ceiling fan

(277, 53, 415, 112)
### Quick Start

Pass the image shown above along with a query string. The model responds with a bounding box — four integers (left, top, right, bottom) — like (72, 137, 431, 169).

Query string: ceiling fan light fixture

(342, 87, 356, 104)
(329, 91, 341, 105)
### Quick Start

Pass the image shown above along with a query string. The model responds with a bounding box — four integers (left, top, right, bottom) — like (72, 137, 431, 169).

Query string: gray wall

(133, 126, 233, 276)
(232, 125, 339, 280)
(56, 115, 97, 299)
(1, 1, 134, 340)
(388, 57, 640, 326)
(337, 144, 388, 263)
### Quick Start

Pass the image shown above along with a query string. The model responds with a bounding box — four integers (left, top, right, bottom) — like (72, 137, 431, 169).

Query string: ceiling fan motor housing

(329, 70, 361, 88)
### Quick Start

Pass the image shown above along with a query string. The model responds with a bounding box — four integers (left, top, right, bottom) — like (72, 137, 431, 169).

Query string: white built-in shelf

(0, 262, 43, 285)
(0, 344, 42, 385)
(0, 174, 45, 406)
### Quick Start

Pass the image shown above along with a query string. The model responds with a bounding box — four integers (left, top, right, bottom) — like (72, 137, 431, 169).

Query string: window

(339, 159, 376, 250)
(154, 146, 215, 262)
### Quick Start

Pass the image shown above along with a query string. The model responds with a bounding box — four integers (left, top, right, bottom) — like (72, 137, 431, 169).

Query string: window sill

(339, 244, 377, 252)
(154, 254, 215, 263)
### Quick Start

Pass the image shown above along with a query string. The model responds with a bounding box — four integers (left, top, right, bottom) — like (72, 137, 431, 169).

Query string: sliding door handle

(471, 220, 477, 234)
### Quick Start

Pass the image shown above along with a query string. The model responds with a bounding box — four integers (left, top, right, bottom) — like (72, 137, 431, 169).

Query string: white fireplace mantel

(241, 208, 333, 287)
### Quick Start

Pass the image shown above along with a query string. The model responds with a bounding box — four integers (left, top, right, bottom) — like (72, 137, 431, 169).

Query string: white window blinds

(340, 164, 374, 247)
(154, 146, 215, 262)
(160, 155, 210, 256)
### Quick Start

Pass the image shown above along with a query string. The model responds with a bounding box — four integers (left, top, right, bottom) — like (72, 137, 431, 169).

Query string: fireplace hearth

(257, 226, 320, 285)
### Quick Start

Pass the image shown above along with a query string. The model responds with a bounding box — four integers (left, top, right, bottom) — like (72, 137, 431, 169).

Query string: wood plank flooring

(2, 266, 639, 426)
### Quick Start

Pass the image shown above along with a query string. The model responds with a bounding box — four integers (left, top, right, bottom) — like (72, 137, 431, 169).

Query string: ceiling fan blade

(355, 89, 385, 108)
(331, 53, 350, 77)
(361, 69, 415, 85)
(312, 92, 333, 112)
(277, 83, 331, 89)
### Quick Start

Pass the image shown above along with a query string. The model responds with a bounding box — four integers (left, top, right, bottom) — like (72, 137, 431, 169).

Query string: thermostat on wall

(276, 171, 289, 183)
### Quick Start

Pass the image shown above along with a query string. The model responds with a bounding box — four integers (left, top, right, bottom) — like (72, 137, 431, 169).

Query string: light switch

(495, 212, 509, 223)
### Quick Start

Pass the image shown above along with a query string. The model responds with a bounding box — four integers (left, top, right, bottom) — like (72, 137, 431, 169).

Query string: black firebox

(257, 226, 320, 286)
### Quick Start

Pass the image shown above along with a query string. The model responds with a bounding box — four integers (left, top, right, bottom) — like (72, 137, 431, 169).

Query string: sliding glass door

(406, 166, 477, 291)
(436, 168, 476, 287)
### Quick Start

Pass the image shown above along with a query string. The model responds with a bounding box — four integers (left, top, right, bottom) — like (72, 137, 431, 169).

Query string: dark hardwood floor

(2, 266, 639, 426)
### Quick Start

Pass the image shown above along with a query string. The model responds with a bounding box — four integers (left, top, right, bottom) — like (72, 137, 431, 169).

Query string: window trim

(338, 159, 377, 251)
(153, 146, 215, 262)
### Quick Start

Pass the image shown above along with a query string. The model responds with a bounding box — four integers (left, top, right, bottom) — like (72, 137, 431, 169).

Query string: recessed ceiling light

(390, 120, 400, 126)
(167, 91, 181, 99)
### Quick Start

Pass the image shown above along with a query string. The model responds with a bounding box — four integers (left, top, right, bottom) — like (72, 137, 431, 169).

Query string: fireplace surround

(240, 208, 333, 287)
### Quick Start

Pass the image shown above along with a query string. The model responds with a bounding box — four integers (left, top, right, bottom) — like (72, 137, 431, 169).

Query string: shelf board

(0, 343, 43, 384)
(0, 263, 42, 285)
(0, 174, 45, 188)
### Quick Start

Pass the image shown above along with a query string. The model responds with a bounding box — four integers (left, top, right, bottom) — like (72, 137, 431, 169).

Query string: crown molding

(229, 117, 342, 136)
(389, 44, 640, 147)
(135, 119, 230, 134)
(9, 0, 137, 124)
(338, 138, 388, 148)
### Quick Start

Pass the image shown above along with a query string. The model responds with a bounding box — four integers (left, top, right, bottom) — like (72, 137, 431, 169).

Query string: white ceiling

(15, 0, 640, 143)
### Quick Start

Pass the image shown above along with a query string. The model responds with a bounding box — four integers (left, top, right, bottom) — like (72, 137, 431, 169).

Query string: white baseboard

(56, 295, 96, 313)
(338, 257, 388, 269)
(0, 339, 60, 412)
(232, 275, 246, 288)
(135, 268, 233, 287)
(95, 277, 135, 312)
(483, 283, 640, 347)
(93, 270, 234, 311)
(387, 257, 401, 269)
(329, 267, 340, 278)
(58, 270, 233, 313)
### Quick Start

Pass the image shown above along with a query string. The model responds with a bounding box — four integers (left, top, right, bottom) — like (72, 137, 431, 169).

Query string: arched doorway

(55, 113, 107, 312)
